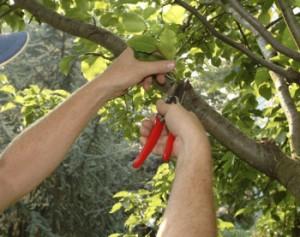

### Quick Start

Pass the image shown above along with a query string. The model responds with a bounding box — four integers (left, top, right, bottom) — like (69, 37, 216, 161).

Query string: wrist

(93, 73, 123, 101)
(177, 135, 211, 166)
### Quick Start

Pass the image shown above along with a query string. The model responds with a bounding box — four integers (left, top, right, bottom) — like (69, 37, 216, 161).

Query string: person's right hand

(139, 100, 210, 158)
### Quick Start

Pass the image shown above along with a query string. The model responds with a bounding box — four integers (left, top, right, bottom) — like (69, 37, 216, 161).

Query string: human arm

(140, 100, 217, 237)
(0, 48, 175, 212)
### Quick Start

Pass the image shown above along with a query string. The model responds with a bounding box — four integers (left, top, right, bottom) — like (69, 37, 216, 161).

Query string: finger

(156, 99, 171, 116)
(140, 125, 151, 137)
(139, 136, 147, 146)
(156, 74, 166, 84)
(152, 136, 168, 155)
(141, 119, 154, 129)
(142, 77, 152, 90)
(141, 60, 175, 76)
(150, 115, 156, 122)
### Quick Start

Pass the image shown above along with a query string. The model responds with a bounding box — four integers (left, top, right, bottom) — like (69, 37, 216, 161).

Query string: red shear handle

(133, 116, 164, 169)
(162, 133, 175, 162)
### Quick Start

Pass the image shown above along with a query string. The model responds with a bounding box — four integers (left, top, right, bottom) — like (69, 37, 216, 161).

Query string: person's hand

(139, 100, 210, 158)
(99, 47, 175, 97)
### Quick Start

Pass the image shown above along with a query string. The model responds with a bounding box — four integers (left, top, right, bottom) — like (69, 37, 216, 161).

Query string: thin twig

(226, 0, 300, 61)
(266, 12, 300, 30)
(174, 0, 300, 85)
(230, 5, 300, 160)
(235, 19, 251, 49)
(277, 0, 300, 50)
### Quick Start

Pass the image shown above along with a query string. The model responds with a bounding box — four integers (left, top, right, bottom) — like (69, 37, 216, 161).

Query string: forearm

(0, 75, 112, 211)
(157, 142, 217, 237)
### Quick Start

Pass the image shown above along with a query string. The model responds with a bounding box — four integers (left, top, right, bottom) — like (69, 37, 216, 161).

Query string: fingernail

(167, 62, 175, 69)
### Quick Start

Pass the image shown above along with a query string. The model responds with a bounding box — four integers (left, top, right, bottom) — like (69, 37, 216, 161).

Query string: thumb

(156, 99, 171, 116)
(142, 60, 176, 75)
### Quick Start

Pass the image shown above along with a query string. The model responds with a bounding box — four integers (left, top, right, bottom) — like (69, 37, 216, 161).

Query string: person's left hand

(99, 47, 175, 97)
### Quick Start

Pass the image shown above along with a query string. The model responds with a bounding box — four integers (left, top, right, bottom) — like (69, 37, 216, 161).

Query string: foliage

(109, 163, 174, 237)
(0, 0, 300, 236)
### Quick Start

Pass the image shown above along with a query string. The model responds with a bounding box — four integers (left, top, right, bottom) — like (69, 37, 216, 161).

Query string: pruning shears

(132, 80, 187, 169)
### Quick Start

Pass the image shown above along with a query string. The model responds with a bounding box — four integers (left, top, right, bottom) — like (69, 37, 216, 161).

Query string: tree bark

(174, 0, 300, 85)
(277, 0, 300, 50)
(226, 0, 300, 61)
(227, 4, 300, 160)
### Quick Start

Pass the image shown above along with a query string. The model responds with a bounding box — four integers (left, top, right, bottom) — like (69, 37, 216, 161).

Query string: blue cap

(0, 32, 29, 67)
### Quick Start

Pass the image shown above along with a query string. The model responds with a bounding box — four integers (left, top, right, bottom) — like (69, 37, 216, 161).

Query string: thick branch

(230, 6, 300, 159)
(182, 82, 300, 200)
(183, 82, 276, 177)
(227, 0, 300, 61)
(277, 0, 300, 50)
(14, 0, 126, 56)
(174, 0, 300, 85)
(270, 71, 300, 159)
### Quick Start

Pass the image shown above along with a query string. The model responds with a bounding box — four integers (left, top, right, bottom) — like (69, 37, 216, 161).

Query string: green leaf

(0, 74, 8, 84)
(234, 208, 247, 217)
(258, 84, 272, 100)
(75, 0, 89, 12)
(121, 13, 146, 33)
(113, 191, 130, 198)
(59, 55, 76, 76)
(81, 57, 107, 81)
(125, 214, 139, 228)
(218, 219, 234, 231)
(100, 13, 119, 27)
(110, 203, 123, 214)
(254, 68, 270, 85)
(143, 7, 157, 19)
(261, 0, 274, 11)
(128, 35, 157, 53)
(157, 28, 177, 59)
(280, 27, 297, 49)
(258, 11, 271, 25)
(108, 234, 122, 237)
(163, 5, 186, 24)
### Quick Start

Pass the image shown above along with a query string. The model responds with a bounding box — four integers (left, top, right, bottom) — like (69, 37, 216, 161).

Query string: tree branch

(234, 19, 251, 49)
(266, 12, 300, 30)
(14, 0, 127, 57)
(174, 0, 300, 85)
(226, 0, 300, 61)
(270, 71, 300, 159)
(227, 5, 300, 160)
(182, 81, 300, 200)
(277, 0, 300, 50)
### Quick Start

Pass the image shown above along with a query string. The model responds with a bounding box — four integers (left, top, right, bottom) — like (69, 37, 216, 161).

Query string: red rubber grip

(162, 133, 175, 162)
(133, 116, 164, 169)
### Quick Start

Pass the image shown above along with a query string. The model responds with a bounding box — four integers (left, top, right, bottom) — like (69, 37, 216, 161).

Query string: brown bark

(277, 0, 300, 50)
(227, 0, 300, 60)
(174, 0, 300, 85)
(227, 4, 300, 159)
